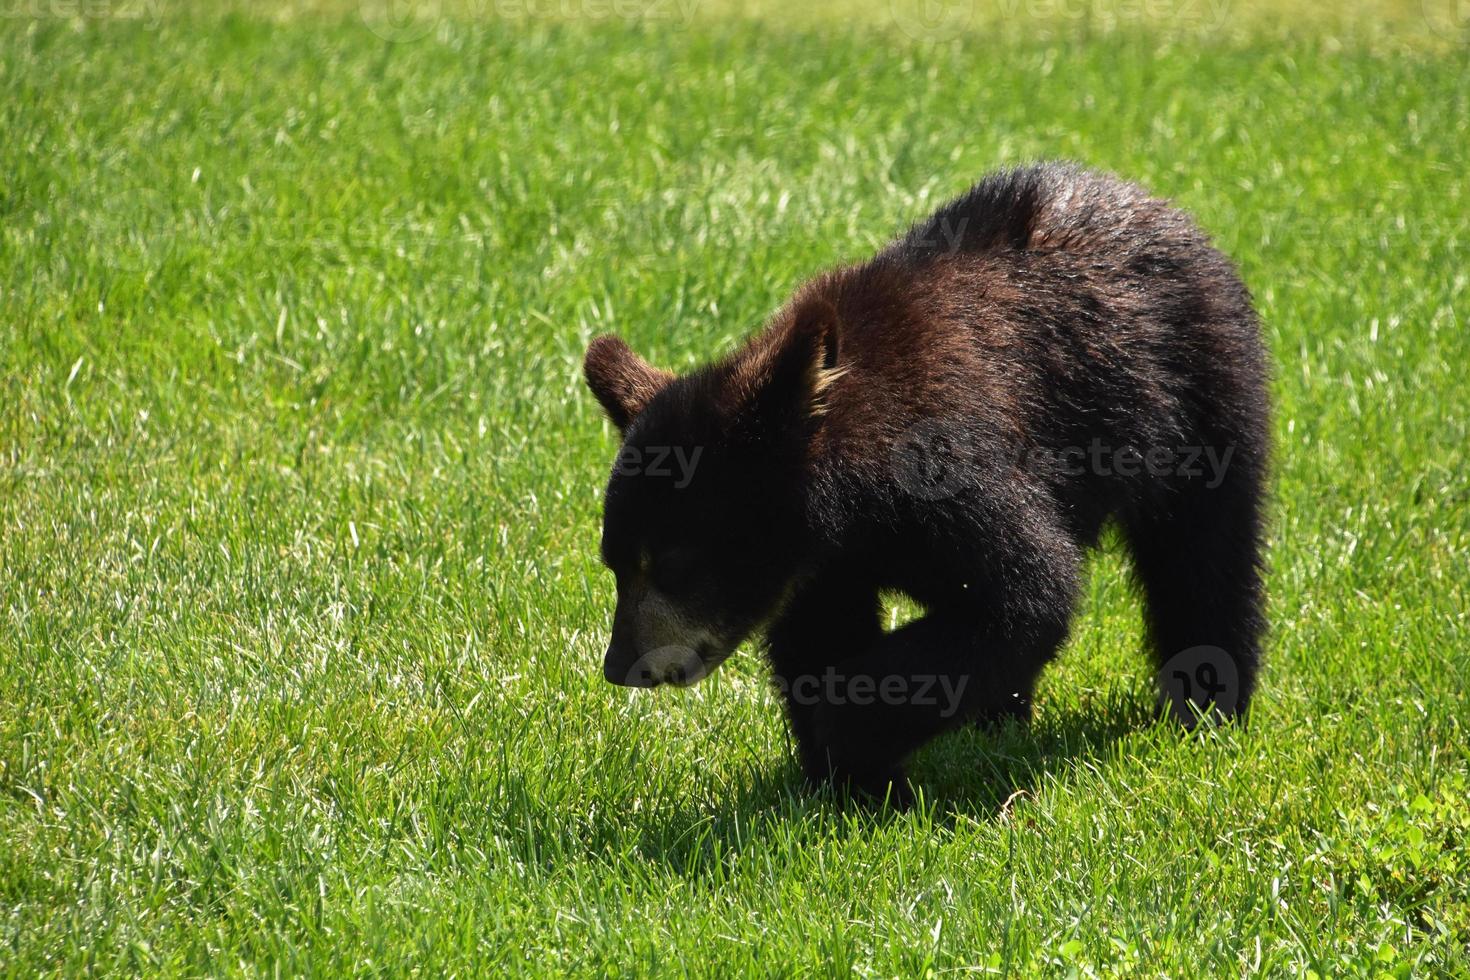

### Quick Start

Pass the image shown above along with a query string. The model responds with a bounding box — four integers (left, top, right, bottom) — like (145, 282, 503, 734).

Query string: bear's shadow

(631, 692, 1157, 873)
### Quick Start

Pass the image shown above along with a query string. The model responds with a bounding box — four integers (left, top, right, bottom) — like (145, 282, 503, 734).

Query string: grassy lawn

(3, 1, 1468, 974)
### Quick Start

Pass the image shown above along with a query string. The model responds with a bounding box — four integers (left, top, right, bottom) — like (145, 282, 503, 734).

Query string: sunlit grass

(2, 2, 1467, 974)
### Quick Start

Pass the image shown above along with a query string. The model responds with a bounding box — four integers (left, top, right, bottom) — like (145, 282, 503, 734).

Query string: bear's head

(583, 296, 841, 687)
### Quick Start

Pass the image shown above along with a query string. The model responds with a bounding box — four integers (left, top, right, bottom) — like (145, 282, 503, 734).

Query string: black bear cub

(584, 163, 1269, 805)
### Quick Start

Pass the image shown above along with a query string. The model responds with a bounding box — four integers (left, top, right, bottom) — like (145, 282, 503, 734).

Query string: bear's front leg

(763, 574, 887, 796)
(806, 609, 1067, 802)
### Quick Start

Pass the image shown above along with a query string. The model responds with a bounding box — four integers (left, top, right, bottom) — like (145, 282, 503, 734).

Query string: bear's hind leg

(1124, 469, 1267, 725)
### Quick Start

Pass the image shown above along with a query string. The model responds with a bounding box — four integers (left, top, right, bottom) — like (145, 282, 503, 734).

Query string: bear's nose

(603, 644, 658, 687)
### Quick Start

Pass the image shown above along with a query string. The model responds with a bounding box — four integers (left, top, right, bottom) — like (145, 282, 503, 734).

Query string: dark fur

(585, 163, 1269, 804)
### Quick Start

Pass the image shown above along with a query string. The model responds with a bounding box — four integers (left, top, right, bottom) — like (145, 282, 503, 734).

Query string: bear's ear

(583, 335, 674, 432)
(740, 296, 843, 437)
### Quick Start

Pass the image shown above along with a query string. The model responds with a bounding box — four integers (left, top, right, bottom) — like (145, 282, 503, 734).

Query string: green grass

(3, 2, 1468, 975)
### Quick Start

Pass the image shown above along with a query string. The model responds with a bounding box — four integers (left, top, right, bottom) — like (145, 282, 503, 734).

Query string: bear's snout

(603, 641, 716, 688)
(603, 642, 660, 687)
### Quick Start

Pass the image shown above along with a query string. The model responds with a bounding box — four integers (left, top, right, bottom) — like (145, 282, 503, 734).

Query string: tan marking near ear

(728, 290, 842, 420)
(810, 363, 850, 416)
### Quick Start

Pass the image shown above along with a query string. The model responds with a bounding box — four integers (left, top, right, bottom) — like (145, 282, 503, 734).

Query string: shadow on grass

(627, 690, 1160, 874)
(916, 691, 1159, 820)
